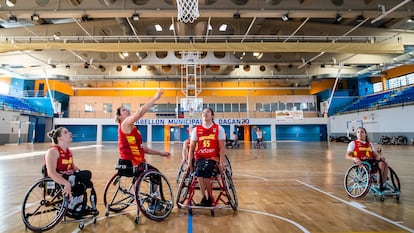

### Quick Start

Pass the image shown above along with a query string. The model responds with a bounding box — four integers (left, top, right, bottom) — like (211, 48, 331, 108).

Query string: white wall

(329, 105, 414, 143)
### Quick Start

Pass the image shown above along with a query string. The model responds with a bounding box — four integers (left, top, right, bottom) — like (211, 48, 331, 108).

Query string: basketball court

(1, 141, 413, 233)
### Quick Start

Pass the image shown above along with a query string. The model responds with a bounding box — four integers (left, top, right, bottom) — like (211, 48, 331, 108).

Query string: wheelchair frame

(344, 161, 401, 201)
(21, 177, 98, 232)
(176, 163, 237, 216)
(176, 154, 233, 184)
(103, 164, 174, 223)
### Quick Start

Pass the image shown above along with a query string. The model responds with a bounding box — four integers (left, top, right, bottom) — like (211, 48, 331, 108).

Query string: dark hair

(115, 106, 122, 123)
(47, 127, 65, 144)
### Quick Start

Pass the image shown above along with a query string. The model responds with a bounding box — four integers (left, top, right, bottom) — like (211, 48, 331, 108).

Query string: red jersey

(352, 140, 374, 160)
(44, 145, 74, 175)
(194, 124, 220, 161)
(118, 124, 146, 166)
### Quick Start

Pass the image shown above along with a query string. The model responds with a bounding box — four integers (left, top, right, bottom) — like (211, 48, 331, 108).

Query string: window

(84, 103, 94, 112)
(216, 103, 224, 112)
(122, 103, 131, 111)
(232, 103, 239, 112)
(103, 103, 112, 113)
(373, 82, 383, 93)
(407, 73, 414, 85)
(278, 102, 286, 111)
(240, 103, 247, 112)
(224, 103, 232, 112)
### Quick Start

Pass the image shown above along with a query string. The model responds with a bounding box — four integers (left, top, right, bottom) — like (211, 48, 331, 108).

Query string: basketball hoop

(177, 0, 200, 23)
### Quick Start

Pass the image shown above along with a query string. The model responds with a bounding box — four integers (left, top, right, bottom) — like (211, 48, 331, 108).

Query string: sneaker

(198, 196, 207, 206)
(89, 208, 99, 216)
(148, 202, 164, 212)
(198, 197, 212, 207)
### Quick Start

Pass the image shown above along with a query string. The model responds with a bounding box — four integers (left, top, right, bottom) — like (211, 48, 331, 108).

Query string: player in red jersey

(188, 107, 226, 206)
(345, 127, 388, 189)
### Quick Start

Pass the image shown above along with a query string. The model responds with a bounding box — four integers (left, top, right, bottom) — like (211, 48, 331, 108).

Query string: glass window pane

(224, 103, 231, 112)
(373, 82, 383, 92)
(263, 103, 271, 112)
(240, 103, 247, 112)
(270, 103, 277, 112)
(279, 102, 286, 111)
(84, 103, 94, 112)
(123, 103, 131, 111)
(103, 103, 112, 113)
(232, 103, 239, 112)
(256, 103, 263, 111)
(286, 103, 294, 110)
(216, 103, 224, 112)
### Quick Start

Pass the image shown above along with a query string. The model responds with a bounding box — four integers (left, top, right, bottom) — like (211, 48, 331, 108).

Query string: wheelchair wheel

(384, 166, 401, 195)
(176, 170, 192, 208)
(21, 177, 68, 232)
(224, 154, 232, 177)
(103, 173, 136, 214)
(223, 170, 238, 211)
(176, 160, 188, 183)
(344, 164, 372, 199)
(135, 170, 174, 221)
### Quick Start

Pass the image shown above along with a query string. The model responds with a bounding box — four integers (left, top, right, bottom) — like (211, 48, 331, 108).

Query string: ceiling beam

(0, 42, 404, 54)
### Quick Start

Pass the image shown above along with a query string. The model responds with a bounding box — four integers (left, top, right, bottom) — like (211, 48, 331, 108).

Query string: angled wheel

(21, 177, 68, 232)
(176, 170, 192, 208)
(344, 164, 372, 199)
(224, 154, 232, 177)
(135, 170, 174, 221)
(176, 160, 188, 183)
(103, 173, 136, 213)
(223, 170, 238, 211)
(383, 166, 401, 194)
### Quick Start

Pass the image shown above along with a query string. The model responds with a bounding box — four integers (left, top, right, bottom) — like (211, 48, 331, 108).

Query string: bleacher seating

(341, 86, 414, 113)
(0, 94, 37, 113)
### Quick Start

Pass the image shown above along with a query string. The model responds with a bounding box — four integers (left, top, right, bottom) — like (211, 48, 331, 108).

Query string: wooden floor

(1, 141, 414, 233)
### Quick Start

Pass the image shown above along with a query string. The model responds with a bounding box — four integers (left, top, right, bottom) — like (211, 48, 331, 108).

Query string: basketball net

(177, 0, 200, 23)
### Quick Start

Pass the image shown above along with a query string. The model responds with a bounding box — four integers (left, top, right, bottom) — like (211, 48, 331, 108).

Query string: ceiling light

(154, 24, 162, 32)
(31, 13, 40, 21)
(169, 24, 174, 31)
(219, 24, 227, 31)
(281, 13, 289, 21)
(132, 13, 140, 21)
(8, 15, 17, 23)
(208, 24, 212, 31)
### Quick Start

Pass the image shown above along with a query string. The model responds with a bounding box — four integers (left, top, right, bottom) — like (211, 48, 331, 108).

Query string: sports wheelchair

(254, 139, 265, 149)
(21, 176, 98, 232)
(344, 161, 401, 201)
(176, 154, 232, 184)
(103, 162, 174, 223)
(176, 157, 237, 216)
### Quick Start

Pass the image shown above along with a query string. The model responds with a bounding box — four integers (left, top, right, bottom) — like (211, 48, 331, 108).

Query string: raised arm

(122, 89, 163, 133)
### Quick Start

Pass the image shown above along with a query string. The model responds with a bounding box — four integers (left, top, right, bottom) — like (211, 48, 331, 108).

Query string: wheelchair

(254, 139, 265, 149)
(176, 158, 237, 216)
(344, 161, 401, 201)
(103, 162, 174, 223)
(176, 154, 232, 184)
(21, 176, 98, 232)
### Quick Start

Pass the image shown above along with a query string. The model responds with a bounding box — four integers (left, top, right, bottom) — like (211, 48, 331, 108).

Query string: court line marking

(0, 145, 101, 160)
(238, 208, 310, 233)
(296, 179, 414, 233)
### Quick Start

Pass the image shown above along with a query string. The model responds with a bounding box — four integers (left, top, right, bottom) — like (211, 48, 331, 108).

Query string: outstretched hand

(155, 89, 164, 100)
